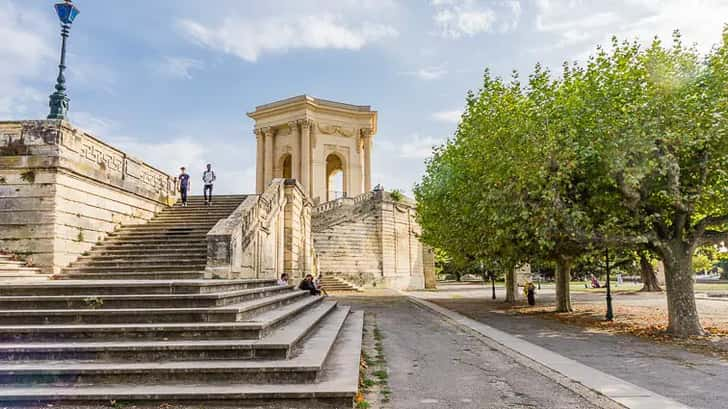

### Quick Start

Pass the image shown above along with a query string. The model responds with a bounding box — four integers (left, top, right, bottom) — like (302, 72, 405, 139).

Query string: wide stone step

(121, 224, 219, 231)
(0, 310, 362, 408)
(152, 211, 237, 218)
(107, 232, 209, 240)
(0, 301, 337, 362)
(87, 247, 208, 257)
(0, 279, 276, 296)
(94, 241, 208, 249)
(0, 275, 49, 283)
(75, 254, 207, 264)
(0, 306, 349, 386)
(0, 267, 43, 274)
(61, 271, 207, 280)
(63, 265, 206, 274)
(0, 261, 26, 267)
(71, 258, 207, 268)
(0, 296, 324, 342)
(0, 290, 308, 325)
(111, 227, 213, 234)
(0, 284, 294, 310)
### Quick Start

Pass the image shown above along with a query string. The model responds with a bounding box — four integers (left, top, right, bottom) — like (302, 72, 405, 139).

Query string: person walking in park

(523, 280, 536, 306)
(202, 163, 216, 206)
(178, 166, 190, 207)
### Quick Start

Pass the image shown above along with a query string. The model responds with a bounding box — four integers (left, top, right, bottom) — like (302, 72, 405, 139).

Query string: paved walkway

(338, 295, 606, 409)
(412, 283, 728, 409)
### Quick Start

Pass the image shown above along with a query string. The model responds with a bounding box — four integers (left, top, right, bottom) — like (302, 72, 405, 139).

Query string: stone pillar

(288, 121, 300, 181)
(300, 120, 312, 196)
(362, 129, 373, 192)
(255, 129, 264, 194)
(264, 127, 274, 187)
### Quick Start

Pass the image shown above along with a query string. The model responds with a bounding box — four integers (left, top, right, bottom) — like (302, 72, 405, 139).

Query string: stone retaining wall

(312, 191, 436, 290)
(0, 120, 176, 273)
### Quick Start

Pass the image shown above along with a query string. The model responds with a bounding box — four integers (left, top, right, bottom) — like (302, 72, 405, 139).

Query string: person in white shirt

(202, 163, 216, 206)
(277, 273, 289, 286)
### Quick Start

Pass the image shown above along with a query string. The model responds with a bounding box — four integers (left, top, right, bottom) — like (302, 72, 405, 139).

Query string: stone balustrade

(0, 120, 177, 273)
(312, 191, 375, 216)
(206, 179, 313, 280)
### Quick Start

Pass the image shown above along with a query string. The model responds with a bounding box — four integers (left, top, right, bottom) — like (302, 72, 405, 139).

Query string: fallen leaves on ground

(504, 303, 728, 360)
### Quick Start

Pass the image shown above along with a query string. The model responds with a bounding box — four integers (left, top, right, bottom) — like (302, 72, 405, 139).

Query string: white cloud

(432, 0, 521, 38)
(380, 134, 446, 159)
(155, 57, 204, 80)
(432, 110, 462, 123)
(67, 112, 254, 194)
(406, 66, 448, 80)
(0, 0, 55, 118)
(535, 0, 728, 55)
(177, 13, 398, 62)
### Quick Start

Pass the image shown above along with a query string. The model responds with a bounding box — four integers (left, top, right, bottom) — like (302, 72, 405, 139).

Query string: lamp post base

(48, 92, 69, 120)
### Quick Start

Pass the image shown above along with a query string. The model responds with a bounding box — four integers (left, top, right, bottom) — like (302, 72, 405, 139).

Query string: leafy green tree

(577, 31, 728, 336)
(417, 28, 728, 336)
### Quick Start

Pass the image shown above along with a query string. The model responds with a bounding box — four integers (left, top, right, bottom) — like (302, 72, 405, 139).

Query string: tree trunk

(504, 267, 518, 303)
(663, 249, 704, 337)
(555, 257, 573, 312)
(639, 252, 662, 292)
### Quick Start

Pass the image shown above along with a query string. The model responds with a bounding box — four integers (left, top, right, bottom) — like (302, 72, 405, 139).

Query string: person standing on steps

(202, 163, 216, 206)
(178, 166, 190, 207)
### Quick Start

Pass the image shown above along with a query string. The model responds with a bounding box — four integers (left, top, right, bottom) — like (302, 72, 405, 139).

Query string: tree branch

(691, 215, 728, 244)
(699, 229, 728, 246)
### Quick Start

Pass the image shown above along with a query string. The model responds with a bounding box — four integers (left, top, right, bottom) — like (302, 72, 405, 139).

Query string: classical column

(362, 128, 373, 192)
(300, 120, 312, 196)
(255, 128, 264, 194)
(263, 127, 275, 187)
(288, 121, 300, 181)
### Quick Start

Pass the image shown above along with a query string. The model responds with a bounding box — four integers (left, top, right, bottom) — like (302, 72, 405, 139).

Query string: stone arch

(278, 153, 292, 179)
(325, 152, 346, 201)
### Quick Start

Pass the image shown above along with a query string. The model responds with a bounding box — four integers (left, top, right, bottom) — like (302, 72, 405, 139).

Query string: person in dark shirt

(178, 167, 190, 207)
(299, 274, 321, 296)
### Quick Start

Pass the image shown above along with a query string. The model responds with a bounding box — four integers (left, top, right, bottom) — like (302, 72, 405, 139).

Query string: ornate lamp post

(48, 0, 80, 120)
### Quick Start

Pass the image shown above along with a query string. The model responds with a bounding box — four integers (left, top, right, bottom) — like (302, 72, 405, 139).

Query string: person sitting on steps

(277, 273, 289, 286)
(298, 274, 321, 296)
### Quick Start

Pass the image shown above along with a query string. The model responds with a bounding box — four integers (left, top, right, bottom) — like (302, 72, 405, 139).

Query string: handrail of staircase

(205, 179, 287, 277)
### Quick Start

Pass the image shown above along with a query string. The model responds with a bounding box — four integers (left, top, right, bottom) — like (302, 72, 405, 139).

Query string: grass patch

(373, 369, 389, 380)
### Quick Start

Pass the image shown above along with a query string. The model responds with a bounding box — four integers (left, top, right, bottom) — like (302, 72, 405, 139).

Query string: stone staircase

(0, 195, 363, 408)
(320, 275, 363, 293)
(0, 253, 46, 282)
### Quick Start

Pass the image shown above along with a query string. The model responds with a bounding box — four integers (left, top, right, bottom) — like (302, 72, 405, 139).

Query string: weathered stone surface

(0, 120, 176, 273)
(206, 179, 313, 282)
(312, 190, 433, 290)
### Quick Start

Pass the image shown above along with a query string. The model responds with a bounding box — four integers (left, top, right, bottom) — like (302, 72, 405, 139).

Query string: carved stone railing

(0, 120, 177, 204)
(206, 179, 312, 279)
(312, 191, 375, 216)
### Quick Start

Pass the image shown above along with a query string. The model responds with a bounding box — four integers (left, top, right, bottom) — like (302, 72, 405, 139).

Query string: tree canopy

(415, 28, 728, 337)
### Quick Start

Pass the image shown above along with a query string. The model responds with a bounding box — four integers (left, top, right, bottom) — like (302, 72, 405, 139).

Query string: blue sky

(3, 0, 727, 195)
